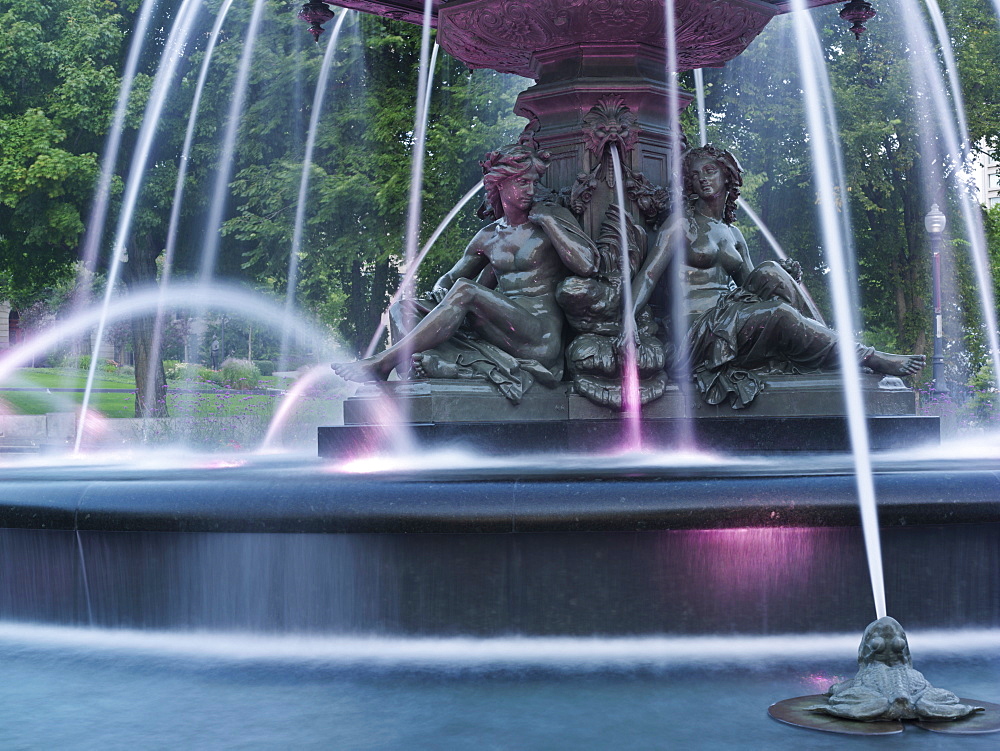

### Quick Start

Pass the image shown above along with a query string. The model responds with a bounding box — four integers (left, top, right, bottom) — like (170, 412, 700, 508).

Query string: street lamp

(924, 204, 947, 394)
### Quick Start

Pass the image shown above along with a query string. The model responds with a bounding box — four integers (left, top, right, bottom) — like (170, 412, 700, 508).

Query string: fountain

(0, 0, 998, 746)
(322, 0, 936, 456)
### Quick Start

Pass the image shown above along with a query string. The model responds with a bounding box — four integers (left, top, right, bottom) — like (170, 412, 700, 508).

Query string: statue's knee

(773, 302, 801, 327)
(756, 259, 783, 274)
(390, 299, 419, 317)
(746, 261, 795, 299)
(448, 278, 477, 305)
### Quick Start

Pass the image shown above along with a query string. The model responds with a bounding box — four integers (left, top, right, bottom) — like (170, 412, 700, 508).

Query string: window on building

(990, 172, 1000, 190)
(991, 196, 1000, 208)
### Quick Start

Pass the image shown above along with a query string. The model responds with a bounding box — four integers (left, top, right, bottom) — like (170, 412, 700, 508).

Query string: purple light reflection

(652, 527, 833, 632)
(800, 671, 847, 693)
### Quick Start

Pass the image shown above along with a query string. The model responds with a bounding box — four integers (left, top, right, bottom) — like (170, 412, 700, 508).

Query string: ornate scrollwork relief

(517, 106, 542, 150)
(674, 3, 774, 70)
(438, 0, 777, 77)
(582, 96, 639, 158)
(571, 96, 668, 220)
(624, 171, 670, 223)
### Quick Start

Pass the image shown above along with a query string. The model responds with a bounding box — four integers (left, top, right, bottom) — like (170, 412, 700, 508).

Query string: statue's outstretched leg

(861, 349, 925, 377)
(333, 279, 551, 382)
(733, 301, 925, 376)
(388, 298, 430, 341)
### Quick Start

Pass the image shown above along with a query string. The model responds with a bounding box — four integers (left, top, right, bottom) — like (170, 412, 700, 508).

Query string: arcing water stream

(902, 0, 1000, 391)
(790, 0, 885, 618)
(147, 0, 239, 408)
(199, 0, 269, 284)
(396, 0, 437, 416)
(279, 10, 353, 370)
(610, 145, 643, 447)
(76, 0, 205, 451)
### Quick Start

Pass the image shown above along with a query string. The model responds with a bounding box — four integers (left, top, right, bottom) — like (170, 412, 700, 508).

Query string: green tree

(225, 12, 524, 353)
(0, 0, 126, 301)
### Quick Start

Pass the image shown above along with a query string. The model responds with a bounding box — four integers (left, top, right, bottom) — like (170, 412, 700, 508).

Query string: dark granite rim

(0, 455, 996, 533)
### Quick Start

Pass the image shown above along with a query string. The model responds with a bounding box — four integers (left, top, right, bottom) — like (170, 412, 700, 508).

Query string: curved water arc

(198, 0, 269, 283)
(898, 0, 1000, 393)
(76, 0, 161, 279)
(663, 0, 695, 448)
(396, 1, 437, 396)
(0, 284, 344, 410)
(147, 0, 240, 410)
(363, 181, 484, 359)
(922, 0, 971, 157)
(610, 145, 642, 447)
(279, 10, 354, 371)
(693, 67, 707, 147)
(77, 0, 205, 451)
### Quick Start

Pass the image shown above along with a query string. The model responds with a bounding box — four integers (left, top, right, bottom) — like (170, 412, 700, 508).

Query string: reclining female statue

(631, 144, 925, 408)
(333, 140, 599, 402)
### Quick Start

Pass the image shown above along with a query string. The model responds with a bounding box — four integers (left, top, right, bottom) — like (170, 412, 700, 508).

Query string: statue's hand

(527, 202, 559, 225)
(778, 258, 803, 283)
(430, 283, 449, 304)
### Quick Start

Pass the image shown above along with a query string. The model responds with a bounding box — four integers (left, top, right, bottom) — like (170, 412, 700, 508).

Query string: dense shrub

(65, 355, 118, 373)
(219, 358, 260, 389)
(119, 365, 135, 377)
(165, 361, 218, 383)
(252, 360, 275, 377)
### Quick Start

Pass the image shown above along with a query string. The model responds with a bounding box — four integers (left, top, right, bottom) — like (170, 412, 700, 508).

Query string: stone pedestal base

(319, 373, 938, 457)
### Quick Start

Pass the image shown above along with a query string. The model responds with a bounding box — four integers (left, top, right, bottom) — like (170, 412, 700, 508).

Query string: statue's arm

(730, 226, 754, 287)
(631, 215, 686, 316)
(430, 232, 491, 302)
(528, 203, 599, 277)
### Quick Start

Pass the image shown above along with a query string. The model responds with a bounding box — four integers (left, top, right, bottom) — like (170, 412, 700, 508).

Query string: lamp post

(924, 204, 947, 394)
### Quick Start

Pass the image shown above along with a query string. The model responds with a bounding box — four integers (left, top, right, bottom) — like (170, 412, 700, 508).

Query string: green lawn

(0, 368, 294, 420)
(1, 368, 137, 417)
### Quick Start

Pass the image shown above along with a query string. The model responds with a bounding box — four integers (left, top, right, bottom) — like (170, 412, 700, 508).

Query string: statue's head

(480, 139, 550, 220)
(857, 616, 912, 668)
(682, 144, 743, 225)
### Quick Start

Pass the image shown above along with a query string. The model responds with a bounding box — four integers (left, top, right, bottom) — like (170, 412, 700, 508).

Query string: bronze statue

(333, 141, 599, 402)
(556, 204, 668, 409)
(631, 144, 925, 408)
(809, 617, 983, 722)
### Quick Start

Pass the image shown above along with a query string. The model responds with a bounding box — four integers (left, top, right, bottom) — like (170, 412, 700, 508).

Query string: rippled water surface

(1, 630, 997, 750)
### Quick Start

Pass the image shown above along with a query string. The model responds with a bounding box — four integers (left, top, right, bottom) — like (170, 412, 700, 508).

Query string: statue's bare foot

(410, 353, 474, 379)
(331, 356, 390, 382)
(865, 351, 926, 377)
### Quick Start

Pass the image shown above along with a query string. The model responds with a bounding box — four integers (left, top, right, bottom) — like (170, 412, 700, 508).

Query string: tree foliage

(0, 0, 126, 302)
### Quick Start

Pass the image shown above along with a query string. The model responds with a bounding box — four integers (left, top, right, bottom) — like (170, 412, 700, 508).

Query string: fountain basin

(0, 454, 997, 635)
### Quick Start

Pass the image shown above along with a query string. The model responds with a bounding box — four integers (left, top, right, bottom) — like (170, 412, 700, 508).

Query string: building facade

(972, 150, 1000, 208)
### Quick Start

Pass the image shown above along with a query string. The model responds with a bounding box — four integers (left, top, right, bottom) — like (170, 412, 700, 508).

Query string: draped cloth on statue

(687, 260, 839, 409)
(417, 331, 563, 405)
